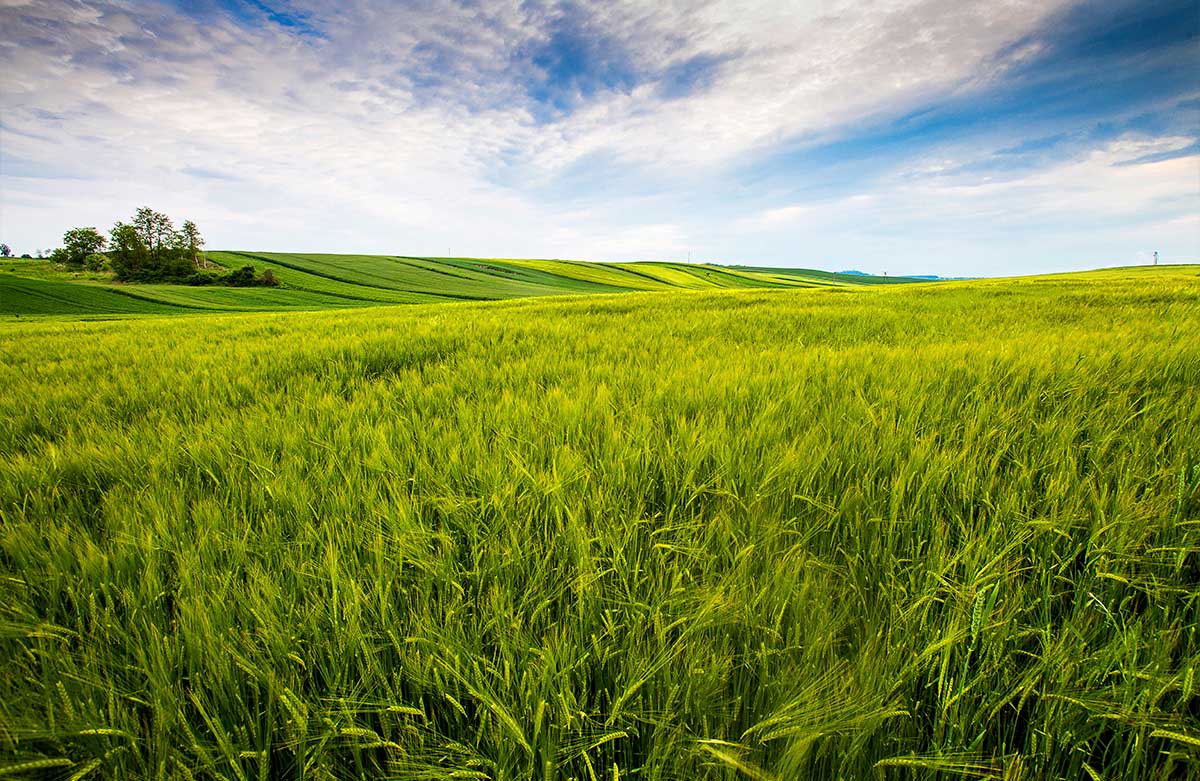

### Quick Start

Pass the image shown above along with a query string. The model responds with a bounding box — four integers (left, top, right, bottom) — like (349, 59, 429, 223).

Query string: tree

(131, 207, 176, 258)
(180, 220, 206, 269)
(0, 243, 11, 257)
(60, 227, 107, 268)
(108, 222, 148, 280)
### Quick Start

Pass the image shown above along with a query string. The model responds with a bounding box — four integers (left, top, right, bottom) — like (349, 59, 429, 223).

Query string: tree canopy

(50, 227, 106, 268)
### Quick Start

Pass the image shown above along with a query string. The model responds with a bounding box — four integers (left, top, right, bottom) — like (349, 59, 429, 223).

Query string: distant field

(0, 253, 915, 317)
(1, 266, 1196, 779)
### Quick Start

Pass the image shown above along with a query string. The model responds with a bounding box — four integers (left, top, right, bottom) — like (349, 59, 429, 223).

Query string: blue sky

(0, 0, 1196, 276)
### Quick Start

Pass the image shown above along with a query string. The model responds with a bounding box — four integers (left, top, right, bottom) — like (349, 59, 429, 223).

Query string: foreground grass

(1, 267, 1198, 779)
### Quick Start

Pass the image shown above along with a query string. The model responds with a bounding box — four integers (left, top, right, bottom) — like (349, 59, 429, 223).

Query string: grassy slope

(0, 253, 911, 317)
(1, 267, 1197, 779)
(0, 274, 185, 316)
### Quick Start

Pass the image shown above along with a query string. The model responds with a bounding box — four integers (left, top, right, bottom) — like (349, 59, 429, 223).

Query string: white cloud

(0, 0, 1194, 273)
(732, 135, 1200, 275)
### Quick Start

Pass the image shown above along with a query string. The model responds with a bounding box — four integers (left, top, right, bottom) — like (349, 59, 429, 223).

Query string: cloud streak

(0, 0, 1196, 273)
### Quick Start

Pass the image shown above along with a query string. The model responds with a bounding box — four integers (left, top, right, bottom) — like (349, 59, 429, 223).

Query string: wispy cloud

(0, 0, 1195, 273)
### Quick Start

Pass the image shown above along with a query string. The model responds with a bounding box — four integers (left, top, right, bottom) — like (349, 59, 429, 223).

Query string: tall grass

(1, 267, 1198, 779)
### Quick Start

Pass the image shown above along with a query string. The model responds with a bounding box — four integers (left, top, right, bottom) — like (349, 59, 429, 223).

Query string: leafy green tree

(108, 222, 148, 280)
(134, 208, 190, 278)
(180, 220, 206, 269)
(60, 227, 107, 268)
(131, 207, 176, 258)
(84, 253, 109, 272)
(0, 243, 11, 257)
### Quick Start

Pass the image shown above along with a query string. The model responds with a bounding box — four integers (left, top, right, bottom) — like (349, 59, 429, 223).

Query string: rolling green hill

(0, 275, 185, 316)
(0, 253, 915, 317)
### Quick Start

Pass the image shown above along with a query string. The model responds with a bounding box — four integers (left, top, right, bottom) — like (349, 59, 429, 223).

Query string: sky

(0, 0, 1197, 276)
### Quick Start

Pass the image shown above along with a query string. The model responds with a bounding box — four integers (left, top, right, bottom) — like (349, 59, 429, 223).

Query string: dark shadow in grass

(274, 338, 463, 397)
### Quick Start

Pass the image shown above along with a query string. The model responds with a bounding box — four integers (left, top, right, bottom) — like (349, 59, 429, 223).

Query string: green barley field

(1, 263, 1198, 779)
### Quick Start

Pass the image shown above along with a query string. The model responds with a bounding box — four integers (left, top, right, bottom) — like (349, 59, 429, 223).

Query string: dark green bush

(225, 265, 257, 286)
(184, 272, 221, 286)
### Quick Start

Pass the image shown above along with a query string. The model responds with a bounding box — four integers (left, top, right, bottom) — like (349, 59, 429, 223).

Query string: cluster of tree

(49, 207, 279, 287)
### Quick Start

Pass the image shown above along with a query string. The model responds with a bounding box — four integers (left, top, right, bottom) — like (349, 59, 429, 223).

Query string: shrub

(184, 272, 221, 286)
(225, 265, 258, 286)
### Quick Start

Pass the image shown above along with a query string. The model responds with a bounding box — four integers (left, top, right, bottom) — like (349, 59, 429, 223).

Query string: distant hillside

(0, 254, 922, 316)
(737, 265, 929, 284)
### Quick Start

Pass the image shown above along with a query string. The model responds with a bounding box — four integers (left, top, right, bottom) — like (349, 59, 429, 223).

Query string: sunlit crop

(1, 267, 1197, 779)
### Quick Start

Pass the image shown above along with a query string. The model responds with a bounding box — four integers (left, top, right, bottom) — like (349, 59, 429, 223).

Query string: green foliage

(153, 265, 276, 289)
(187, 264, 279, 287)
(224, 264, 258, 286)
(1, 269, 1197, 779)
(60, 227, 106, 268)
(83, 253, 109, 272)
(182, 270, 222, 286)
(107, 222, 149, 280)
(180, 219, 205, 269)
(46, 247, 70, 267)
(130, 207, 176, 257)
(106, 208, 201, 282)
